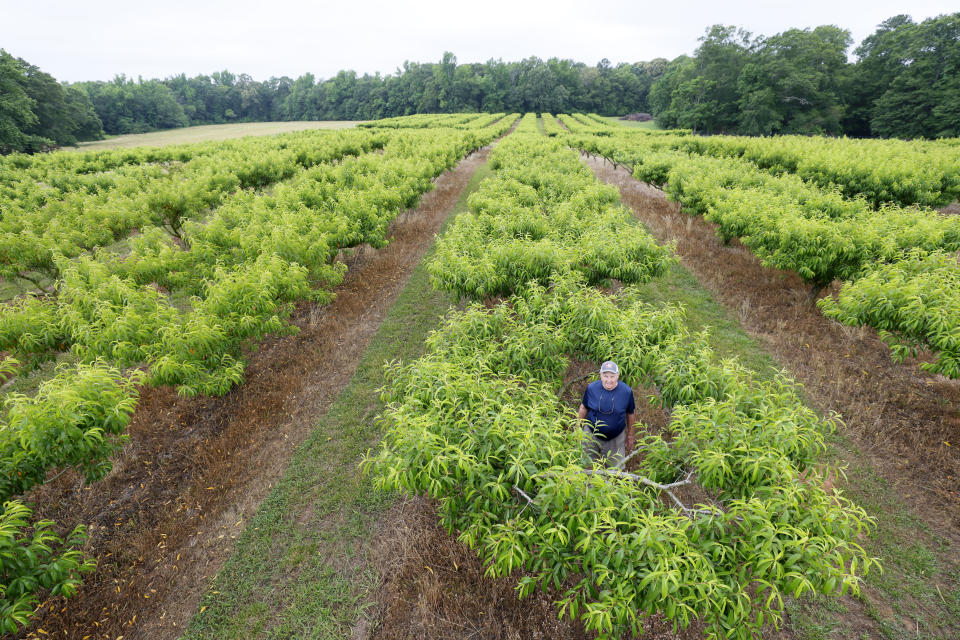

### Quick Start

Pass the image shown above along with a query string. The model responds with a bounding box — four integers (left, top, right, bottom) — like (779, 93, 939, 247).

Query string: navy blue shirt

(582, 380, 636, 439)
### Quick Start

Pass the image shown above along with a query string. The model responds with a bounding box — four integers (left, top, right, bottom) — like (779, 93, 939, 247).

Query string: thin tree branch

(661, 469, 696, 489)
(530, 467, 722, 519)
(46, 466, 75, 484)
(614, 440, 679, 470)
(614, 446, 644, 469)
(559, 373, 593, 398)
(512, 485, 537, 516)
(18, 273, 54, 296)
(581, 468, 720, 518)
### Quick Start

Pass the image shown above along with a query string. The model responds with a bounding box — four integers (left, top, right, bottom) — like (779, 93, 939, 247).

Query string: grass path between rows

(177, 162, 492, 639)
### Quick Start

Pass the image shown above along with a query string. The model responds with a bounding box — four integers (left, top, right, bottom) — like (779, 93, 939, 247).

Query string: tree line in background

(651, 13, 960, 137)
(0, 50, 103, 153)
(1, 12, 957, 154)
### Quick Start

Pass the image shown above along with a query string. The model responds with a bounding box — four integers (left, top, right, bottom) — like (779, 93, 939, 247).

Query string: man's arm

(625, 412, 636, 453)
(578, 404, 588, 421)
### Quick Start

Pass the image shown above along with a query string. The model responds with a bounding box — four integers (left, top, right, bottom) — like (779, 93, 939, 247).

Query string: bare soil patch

(19, 147, 492, 640)
(368, 496, 590, 640)
(620, 113, 654, 122)
(584, 155, 960, 540)
(67, 121, 359, 151)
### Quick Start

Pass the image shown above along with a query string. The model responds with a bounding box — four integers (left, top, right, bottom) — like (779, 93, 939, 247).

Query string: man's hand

(626, 413, 636, 453)
(626, 432, 635, 453)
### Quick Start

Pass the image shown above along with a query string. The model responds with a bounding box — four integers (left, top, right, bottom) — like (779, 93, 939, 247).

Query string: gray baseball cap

(600, 361, 619, 374)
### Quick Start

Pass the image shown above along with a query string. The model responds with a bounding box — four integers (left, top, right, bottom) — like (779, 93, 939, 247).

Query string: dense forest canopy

(652, 14, 960, 137)
(68, 56, 664, 135)
(0, 50, 103, 153)
(1, 12, 957, 153)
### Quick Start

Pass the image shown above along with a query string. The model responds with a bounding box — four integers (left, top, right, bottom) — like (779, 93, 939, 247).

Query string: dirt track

(20, 146, 494, 640)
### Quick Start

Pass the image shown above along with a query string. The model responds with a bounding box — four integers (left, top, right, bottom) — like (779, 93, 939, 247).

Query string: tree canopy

(0, 49, 102, 153)
(653, 12, 958, 137)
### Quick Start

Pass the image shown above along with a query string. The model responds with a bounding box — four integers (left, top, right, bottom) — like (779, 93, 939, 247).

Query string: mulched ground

(367, 495, 593, 640)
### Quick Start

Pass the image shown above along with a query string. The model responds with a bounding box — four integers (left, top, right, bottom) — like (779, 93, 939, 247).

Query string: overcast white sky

(2, 1, 956, 83)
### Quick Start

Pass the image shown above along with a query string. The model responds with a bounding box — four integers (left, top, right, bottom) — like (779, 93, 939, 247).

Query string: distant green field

(67, 121, 360, 151)
(600, 115, 660, 129)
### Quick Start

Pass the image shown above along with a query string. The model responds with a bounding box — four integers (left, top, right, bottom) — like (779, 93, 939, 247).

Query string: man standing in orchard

(578, 361, 636, 467)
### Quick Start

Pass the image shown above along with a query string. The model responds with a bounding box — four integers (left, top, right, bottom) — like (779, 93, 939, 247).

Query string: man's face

(600, 371, 619, 390)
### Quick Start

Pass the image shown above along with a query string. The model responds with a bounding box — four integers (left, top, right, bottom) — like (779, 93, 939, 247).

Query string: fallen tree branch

(527, 468, 722, 519)
(582, 468, 719, 517)
(513, 485, 537, 514)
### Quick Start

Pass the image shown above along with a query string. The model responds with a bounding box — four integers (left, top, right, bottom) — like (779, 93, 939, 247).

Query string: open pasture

(67, 121, 360, 151)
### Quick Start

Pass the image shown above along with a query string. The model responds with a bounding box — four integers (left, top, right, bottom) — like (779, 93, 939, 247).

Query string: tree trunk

(807, 282, 825, 305)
